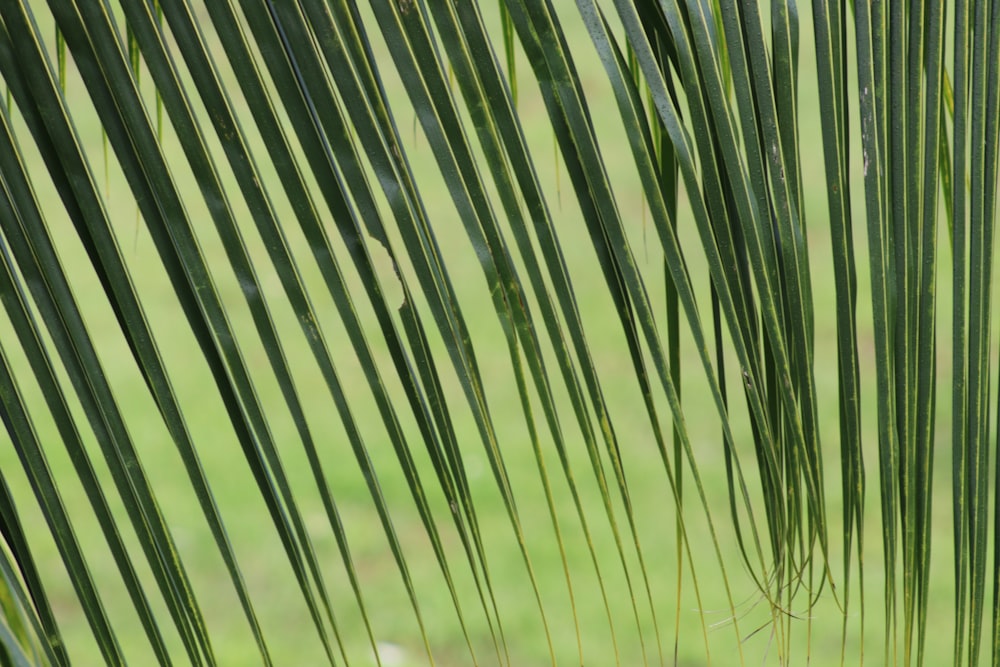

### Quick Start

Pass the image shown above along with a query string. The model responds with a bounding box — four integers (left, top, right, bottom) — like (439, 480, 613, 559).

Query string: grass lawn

(0, 1, 967, 665)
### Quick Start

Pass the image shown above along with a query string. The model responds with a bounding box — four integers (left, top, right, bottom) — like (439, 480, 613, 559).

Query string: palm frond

(0, 1, 997, 665)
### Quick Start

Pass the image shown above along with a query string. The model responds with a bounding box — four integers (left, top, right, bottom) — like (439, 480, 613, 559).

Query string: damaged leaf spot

(367, 234, 406, 310)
